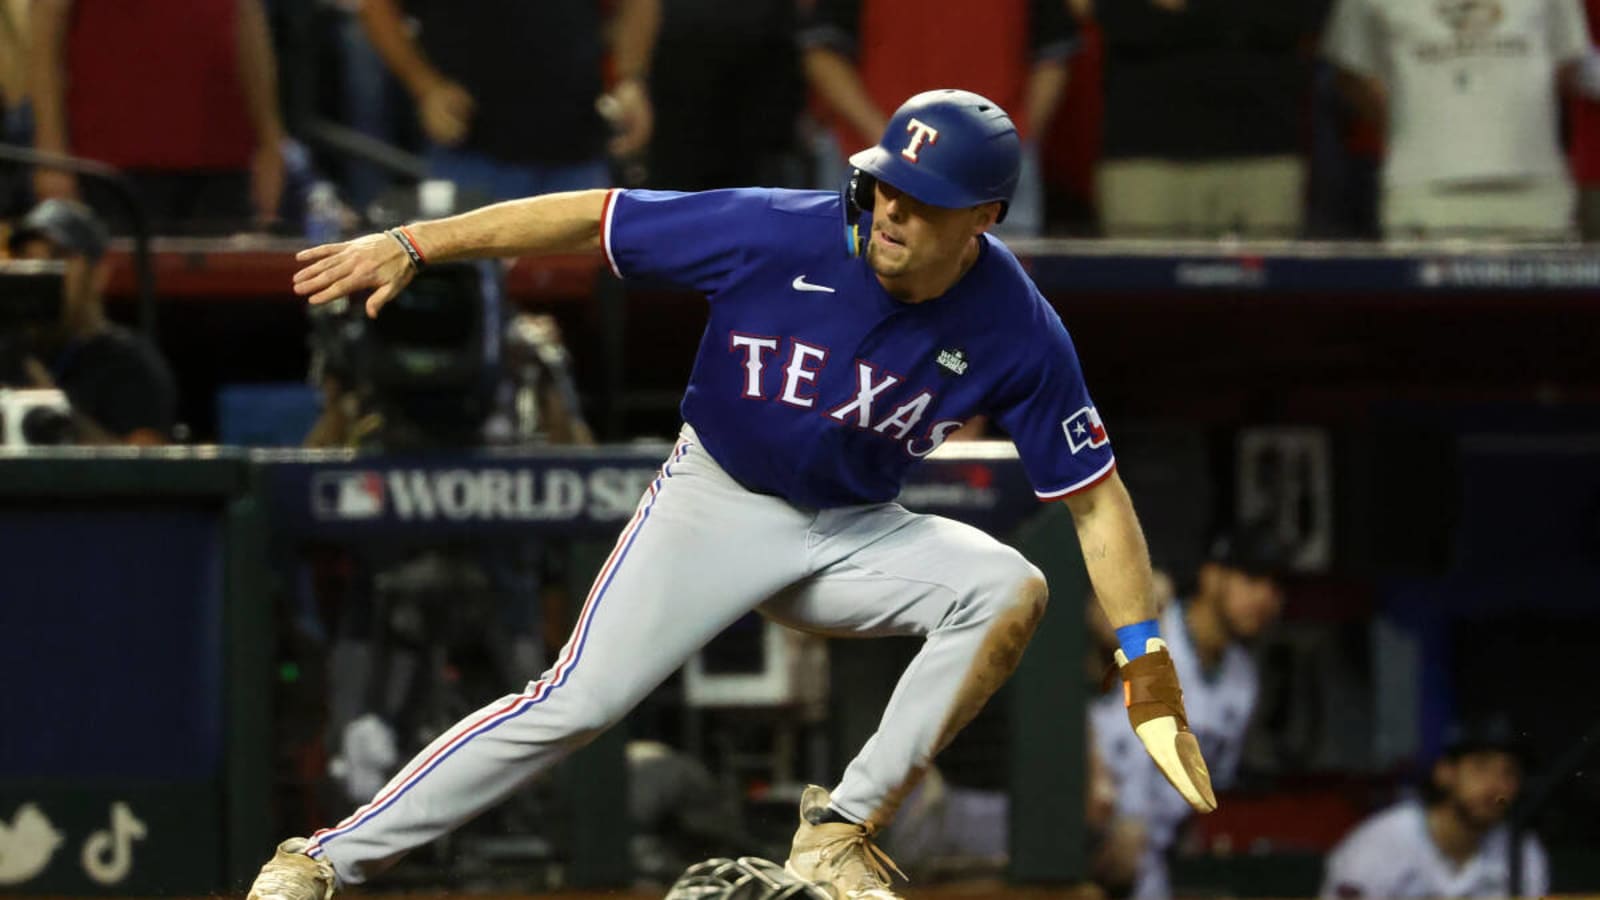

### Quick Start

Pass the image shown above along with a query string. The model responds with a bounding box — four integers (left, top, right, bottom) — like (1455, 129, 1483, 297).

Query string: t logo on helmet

(900, 118, 940, 163)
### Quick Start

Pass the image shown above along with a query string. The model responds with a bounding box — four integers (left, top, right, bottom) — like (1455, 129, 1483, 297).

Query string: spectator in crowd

(318, 0, 417, 215)
(358, 0, 659, 203)
(1323, 0, 1593, 241)
(1094, 0, 1327, 239)
(1304, 59, 1385, 240)
(29, 0, 286, 235)
(3, 199, 176, 444)
(1569, 0, 1600, 240)
(1039, 0, 1105, 236)
(0, 0, 22, 123)
(1089, 523, 1287, 899)
(1320, 717, 1546, 899)
(0, 7, 26, 141)
(800, 0, 1078, 237)
(644, 0, 806, 192)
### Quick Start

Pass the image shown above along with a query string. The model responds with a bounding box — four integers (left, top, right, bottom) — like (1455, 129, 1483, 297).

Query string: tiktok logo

(81, 803, 146, 886)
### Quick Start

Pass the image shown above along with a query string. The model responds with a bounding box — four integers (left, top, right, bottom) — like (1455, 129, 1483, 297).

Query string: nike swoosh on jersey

(791, 275, 837, 293)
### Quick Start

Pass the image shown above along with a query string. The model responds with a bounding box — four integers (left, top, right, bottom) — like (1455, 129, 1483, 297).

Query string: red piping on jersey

(600, 189, 622, 278)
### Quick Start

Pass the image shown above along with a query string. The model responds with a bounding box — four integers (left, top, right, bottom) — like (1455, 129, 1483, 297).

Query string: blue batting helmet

(844, 89, 1021, 225)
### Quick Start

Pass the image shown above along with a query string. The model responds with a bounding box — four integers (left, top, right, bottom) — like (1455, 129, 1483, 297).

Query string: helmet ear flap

(843, 169, 876, 257)
(847, 170, 877, 217)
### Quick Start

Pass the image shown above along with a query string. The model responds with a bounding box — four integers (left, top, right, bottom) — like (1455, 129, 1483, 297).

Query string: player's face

(1436, 750, 1522, 830)
(865, 181, 997, 280)
(1216, 567, 1283, 640)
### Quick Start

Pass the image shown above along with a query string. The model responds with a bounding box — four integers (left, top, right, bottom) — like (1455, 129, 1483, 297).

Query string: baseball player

(250, 89, 1216, 900)
(1321, 719, 1548, 899)
(1089, 524, 1287, 898)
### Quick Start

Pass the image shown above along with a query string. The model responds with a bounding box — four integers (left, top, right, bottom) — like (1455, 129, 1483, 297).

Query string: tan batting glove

(1115, 639, 1218, 813)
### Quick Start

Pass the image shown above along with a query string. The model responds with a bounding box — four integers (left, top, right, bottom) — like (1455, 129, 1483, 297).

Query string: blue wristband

(1115, 619, 1161, 661)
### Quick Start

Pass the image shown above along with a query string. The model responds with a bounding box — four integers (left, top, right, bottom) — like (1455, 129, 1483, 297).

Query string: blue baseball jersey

(601, 187, 1115, 509)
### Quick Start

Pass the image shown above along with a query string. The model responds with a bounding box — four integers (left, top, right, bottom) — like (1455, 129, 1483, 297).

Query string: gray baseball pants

(306, 425, 1047, 884)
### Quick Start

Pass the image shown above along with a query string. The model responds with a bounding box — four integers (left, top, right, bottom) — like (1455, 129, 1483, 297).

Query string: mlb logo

(312, 470, 386, 520)
(1061, 407, 1109, 454)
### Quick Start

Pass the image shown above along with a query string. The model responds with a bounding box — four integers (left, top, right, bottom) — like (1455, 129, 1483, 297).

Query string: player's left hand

(292, 232, 416, 317)
(1116, 641, 1217, 813)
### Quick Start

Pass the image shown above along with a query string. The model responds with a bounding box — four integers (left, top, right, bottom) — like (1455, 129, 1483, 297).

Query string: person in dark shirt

(1095, 0, 1327, 238)
(5, 199, 176, 444)
(359, 0, 659, 202)
(645, 0, 807, 192)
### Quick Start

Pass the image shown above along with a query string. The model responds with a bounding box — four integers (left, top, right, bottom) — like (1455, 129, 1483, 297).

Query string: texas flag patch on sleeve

(1062, 406, 1109, 453)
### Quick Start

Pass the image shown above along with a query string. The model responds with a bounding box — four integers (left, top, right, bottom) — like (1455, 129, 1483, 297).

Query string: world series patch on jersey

(600, 187, 1116, 508)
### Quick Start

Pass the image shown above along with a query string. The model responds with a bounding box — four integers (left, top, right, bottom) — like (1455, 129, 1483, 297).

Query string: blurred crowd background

(5, 0, 1600, 243)
(2, 1, 1599, 898)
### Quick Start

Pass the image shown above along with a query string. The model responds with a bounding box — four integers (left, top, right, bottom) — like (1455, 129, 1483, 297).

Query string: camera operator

(304, 303, 592, 452)
(4, 199, 176, 445)
(492, 311, 594, 447)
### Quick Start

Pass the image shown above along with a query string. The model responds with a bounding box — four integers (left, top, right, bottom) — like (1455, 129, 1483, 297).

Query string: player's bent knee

(990, 555, 1047, 608)
(961, 571, 1048, 691)
(1006, 571, 1049, 632)
(1016, 570, 1048, 613)
(960, 555, 1047, 625)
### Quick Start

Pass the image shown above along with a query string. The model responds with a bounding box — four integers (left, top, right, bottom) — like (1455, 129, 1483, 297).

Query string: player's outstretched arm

(1062, 471, 1218, 814)
(292, 189, 610, 317)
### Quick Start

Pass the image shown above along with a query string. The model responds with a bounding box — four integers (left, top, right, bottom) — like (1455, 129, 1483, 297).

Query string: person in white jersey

(1323, 0, 1594, 239)
(1321, 717, 1547, 899)
(1090, 522, 1287, 899)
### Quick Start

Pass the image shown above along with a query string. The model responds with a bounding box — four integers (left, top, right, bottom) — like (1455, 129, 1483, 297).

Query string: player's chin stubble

(865, 238, 911, 278)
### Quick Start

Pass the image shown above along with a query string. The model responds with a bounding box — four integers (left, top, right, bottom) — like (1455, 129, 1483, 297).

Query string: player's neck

(1184, 598, 1230, 671)
(1426, 803, 1487, 868)
(876, 236, 982, 304)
